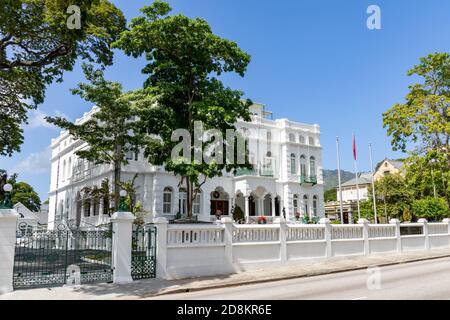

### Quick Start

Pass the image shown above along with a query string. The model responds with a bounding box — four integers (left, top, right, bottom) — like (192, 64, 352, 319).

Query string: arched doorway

(210, 187, 229, 216)
(275, 196, 281, 216)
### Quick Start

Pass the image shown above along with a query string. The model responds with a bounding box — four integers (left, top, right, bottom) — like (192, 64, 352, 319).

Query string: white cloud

(26, 110, 69, 129)
(11, 146, 51, 175)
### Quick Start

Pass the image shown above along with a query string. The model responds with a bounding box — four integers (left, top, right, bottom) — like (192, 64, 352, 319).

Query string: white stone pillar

(418, 218, 429, 250)
(0, 209, 20, 294)
(390, 218, 401, 252)
(221, 217, 234, 269)
(274, 217, 287, 263)
(443, 218, 450, 248)
(320, 218, 332, 258)
(271, 197, 276, 218)
(153, 217, 169, 279)
(358, 218, 370, 255)
(111, 211, 135, 283)
(244, 196, 250, 223)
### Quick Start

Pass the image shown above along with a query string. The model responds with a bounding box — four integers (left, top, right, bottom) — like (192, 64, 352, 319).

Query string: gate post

(0, 208, 20, 294)
(111, 211, 135, 284)
(358, 219, 370, 255)
(153, 217, 168, 279)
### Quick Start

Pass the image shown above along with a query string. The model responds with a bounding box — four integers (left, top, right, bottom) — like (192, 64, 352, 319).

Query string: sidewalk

(3, 248, 450, 300)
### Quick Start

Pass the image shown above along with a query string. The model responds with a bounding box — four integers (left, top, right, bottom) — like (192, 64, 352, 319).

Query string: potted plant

(294, 211, 301, 221)
(233, 206, 245, 224)
(257, 216, 267, 224)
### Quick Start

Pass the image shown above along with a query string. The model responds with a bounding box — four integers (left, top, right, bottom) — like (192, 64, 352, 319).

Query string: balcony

(300, 175, 317, 186)
(235, 157, 277, 178)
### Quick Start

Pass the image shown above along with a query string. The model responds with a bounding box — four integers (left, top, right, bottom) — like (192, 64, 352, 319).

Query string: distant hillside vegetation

(322, 169, 354, 191)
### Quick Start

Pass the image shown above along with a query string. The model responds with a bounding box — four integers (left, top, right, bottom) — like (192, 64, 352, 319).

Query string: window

(293, 195, 298, 214)
(289, 133, 296, 142)
(303, 195, 309, 216)
(309, 156, 316, 177)
(299, 135, 305, 144)
(84, 198, 91, 217)
(193, 190, 201, 215)
(308, 136, 315, 145)
(62, 160, 66, 181)
(68, 157, 72, 179)
(65, 199, 69, 221)
(163, 187, 172, 214)
(300, 155, 307, 177)
(290, 153, 296, 174)
(313, 195, 318, 216)
(267, 131, 272, 142)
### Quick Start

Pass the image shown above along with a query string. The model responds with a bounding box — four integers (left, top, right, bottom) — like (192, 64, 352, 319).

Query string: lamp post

(118, 189, 129, 212)
(0, 183, 13, 209)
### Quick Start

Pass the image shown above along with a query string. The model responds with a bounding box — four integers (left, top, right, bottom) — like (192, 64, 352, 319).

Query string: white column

(153, 217, 169, 279)
(418, 218, 429, 250)
(271, 197, 276, 218)
(443, 218, 450, 248)
(111, 211, 135, 283)
(221, 217, 234, 268)
(358, 218, 370, 255)
(0, 209, 20, 294)
(259, 198, 264, 216)
(274, 217, 287, 263)
(390, 218, 401, 252)
(244, 196, 250, 223)
(320, 218, 332, 258)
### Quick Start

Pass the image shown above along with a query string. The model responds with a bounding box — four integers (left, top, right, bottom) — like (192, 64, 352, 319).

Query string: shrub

(412, 197, 449, 222)
(233, 206, 245, 223)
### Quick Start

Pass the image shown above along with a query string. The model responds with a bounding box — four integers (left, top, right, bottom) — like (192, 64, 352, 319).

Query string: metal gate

(131, 224, 157, 280)
(13, 221, 113, 289)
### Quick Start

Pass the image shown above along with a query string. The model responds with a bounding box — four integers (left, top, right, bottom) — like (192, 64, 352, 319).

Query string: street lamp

(0, 183, 13, 209)
(118, 189, 129, 212)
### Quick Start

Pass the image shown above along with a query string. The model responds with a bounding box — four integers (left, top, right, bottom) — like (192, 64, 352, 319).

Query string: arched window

(179, 188, 187, 216)
(290, 153, 296, 174)
(289, 133, 295, 142)
(193, 190, 201, 215)
(163, 187, 173, 214)
(65, 198, 70, 221)
(309, 156, 316, 178)
(300, 155, 307, 177)
(293, 195, 298, 214)
(68, 157, 72, 179)
(267, 131, 272, 142)
(62, 160, 66, 181)
(299, 135, 305, 144)
(313, 195, 318, 216)
(58, 200, 64, 221)
(303, 195, 309, 216)
(308, 136, 315, 145)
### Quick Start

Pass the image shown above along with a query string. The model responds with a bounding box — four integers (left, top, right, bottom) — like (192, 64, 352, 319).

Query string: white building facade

(47, 104, 324, 229)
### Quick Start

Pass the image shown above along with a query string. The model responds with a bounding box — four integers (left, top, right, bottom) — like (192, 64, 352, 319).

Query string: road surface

(149, 256, 450, 300)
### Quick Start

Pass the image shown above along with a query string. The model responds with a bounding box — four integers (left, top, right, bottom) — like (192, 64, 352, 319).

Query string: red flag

(352, 134, 357, 160)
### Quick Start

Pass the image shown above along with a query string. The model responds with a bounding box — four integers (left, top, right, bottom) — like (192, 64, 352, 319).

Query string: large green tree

(0, 0, 125, 156)
(113, 1, 253, 219)
(46, 64, 146, 210)
(11, 181, 41, 212)
(383, 52, 450, 171)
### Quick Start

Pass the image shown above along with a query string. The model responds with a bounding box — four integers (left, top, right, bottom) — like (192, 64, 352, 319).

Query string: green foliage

(412, 197, 449, 222)
(11, 181, 41, 212)
(113, 1, 253, 218)
(233, 206, 245, 223)
(382, 52, 450, 173)
(46, 65, 147, 210)
(330, 220, 341, 225)
(359, 200, 374, 222)
(324, 188, 337, 202)
(0, 0, 126, 156)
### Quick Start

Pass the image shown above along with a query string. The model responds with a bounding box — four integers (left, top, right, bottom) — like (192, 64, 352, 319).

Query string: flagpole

(336, 136, 344, 224)
(369, 143, 378, 224)
(353, 133, 361, 221)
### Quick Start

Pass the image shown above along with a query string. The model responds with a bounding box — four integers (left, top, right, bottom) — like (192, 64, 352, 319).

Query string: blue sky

(2, 0, 450, 201)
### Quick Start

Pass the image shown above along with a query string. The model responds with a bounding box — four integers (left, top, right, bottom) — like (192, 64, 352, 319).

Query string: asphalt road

(149, 256, 450, 300)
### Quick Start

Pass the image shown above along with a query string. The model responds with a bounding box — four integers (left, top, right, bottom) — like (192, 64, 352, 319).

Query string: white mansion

(47, 103, 324, 229)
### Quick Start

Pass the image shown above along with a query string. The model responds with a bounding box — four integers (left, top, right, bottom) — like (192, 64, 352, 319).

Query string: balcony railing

(300, 175, 317, 186)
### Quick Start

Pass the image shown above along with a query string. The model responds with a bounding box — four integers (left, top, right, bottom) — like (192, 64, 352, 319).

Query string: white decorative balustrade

(368, 224, 396, 238)
(167, 225, 225, 246)
(428, 223, 449, 235)
(287, 225, 325, 241)
(331, 225, 363, 240)
(233, 225, 280, 243)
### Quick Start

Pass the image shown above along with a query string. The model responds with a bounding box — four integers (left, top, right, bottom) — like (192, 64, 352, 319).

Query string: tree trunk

(186, 176, 193, 219)
(113, 144, 122, 211)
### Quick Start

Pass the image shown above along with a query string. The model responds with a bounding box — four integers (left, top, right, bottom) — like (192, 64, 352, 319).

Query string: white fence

(154, 217, 450, 279)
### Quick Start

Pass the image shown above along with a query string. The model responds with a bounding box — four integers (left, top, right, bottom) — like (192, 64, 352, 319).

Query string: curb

(139, 253, 450, 298)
